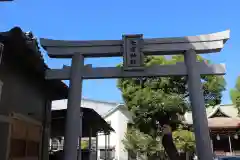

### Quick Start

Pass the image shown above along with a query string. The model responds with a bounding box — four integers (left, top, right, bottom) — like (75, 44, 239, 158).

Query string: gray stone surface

(40, 30, 230, 58)
(184, 50, 213, 160)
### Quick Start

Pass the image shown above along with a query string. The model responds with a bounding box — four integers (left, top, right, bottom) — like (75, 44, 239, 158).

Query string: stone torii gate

(40, 30, 230, 160)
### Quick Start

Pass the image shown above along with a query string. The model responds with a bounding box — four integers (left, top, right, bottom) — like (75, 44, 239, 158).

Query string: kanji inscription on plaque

(123, 34, 144, 70)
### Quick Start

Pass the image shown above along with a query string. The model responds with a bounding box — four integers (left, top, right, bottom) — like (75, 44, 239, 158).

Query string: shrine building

(184, 104, 240, 156)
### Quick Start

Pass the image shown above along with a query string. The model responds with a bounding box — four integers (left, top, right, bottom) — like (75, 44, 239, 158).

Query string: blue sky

(0, 0, 239, 104)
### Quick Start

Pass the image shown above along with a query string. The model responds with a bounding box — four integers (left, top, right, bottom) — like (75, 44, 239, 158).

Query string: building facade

(185, 104, 240, 156)
(0, 27, 68, 160)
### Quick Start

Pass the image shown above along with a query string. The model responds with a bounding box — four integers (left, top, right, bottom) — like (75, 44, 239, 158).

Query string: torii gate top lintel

(40, 30, 230, 58)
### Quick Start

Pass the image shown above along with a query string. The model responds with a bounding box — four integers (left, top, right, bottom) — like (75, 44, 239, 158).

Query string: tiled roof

(0, 27, 68, 100)
(184, 104, 239, 128)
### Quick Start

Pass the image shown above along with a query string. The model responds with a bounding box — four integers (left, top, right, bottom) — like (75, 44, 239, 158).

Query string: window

(100, 149, 115, 160)
(51, 138, 59, 150)
(91, 138, 96, 151)
(80, 139, 89, 149)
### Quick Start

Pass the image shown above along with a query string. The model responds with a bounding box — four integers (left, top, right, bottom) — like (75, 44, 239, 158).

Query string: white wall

(117, 108, 131, 160)
(97, 107, 131, 160)
(97, 110, 119, 160)
(98, 110, 119, 149)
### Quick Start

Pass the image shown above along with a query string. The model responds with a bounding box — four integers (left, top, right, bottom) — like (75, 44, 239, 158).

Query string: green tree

(123, 127, 166, 160)
(118, 55, 225, 159)
(81, 140, 89, 149)
(172, 129, 195, 153)
(123, 127, 162, 155)
(230, 76, 240, 114)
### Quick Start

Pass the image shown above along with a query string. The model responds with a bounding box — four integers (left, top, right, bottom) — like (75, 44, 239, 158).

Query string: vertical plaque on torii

(122, 34, 144, 70)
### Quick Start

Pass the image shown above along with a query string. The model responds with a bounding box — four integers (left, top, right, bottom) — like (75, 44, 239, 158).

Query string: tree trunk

(162, 125, 181, 160)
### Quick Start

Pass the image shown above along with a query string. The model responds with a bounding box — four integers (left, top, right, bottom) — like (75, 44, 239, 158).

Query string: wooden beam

(40, 30, 230, 58)
(45, 62, 226, 80)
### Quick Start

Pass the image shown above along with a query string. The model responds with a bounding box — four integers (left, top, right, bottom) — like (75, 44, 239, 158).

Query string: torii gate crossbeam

(41, 30, 230, 160)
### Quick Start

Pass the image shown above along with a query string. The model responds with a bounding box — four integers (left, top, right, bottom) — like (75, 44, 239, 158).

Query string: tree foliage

(123, 127, 167, 160)
(118, 55, 225, 158)
(172, 129, 195, 152)
(81, 140, 89, 149)
(123, 127, 163, 155)
(118, 55, 225, 135)
(123, 127, 195, 156)
(230, 76, 240, 114)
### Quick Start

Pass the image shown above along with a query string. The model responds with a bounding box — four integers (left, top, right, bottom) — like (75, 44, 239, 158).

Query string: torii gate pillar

(184, 50, 212, 159)
(64, 53, 84, 160)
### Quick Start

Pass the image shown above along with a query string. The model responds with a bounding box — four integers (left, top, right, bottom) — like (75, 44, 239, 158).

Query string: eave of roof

(82, 97, 119, 105)
(51, 107, 114, 137)
(0, 27, 68, 100)
(208, 117, 240, 129)
(186, 117, 240, 129)
(103, 103, 125, 118)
